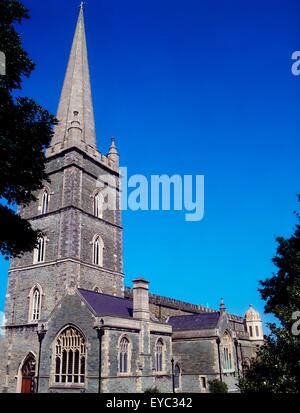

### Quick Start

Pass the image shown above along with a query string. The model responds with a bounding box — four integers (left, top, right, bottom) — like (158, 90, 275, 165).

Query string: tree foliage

(208, 379, 228, 393)
(0, 0, 56, 258)
(144, 387, 160, 393)
(239, 197, 300, 393)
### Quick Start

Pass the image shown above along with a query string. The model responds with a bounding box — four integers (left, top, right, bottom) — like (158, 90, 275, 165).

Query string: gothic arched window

(41, 190, 49, 214)
(222, 332, 233, 372)
(33, 236, 46, 264)
(54, 326, 86, 385)
(174, 363, 181, 390)
(94, 192, 104, 219)
(119, 336, 130, 373)
(93, 235, 104, 267)
(30, 287, 42, 321)
(155, 338, 164, 372)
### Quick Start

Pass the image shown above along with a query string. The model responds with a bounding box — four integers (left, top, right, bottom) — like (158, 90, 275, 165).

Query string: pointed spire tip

(51, 0, 96, 151)
(79, 1, 86, 11)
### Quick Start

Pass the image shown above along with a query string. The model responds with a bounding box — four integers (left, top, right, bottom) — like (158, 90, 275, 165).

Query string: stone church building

(0, 6, 263, 393)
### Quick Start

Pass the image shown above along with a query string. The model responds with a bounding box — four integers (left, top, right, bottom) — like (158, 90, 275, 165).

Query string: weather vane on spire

(79, 1, 86, 10)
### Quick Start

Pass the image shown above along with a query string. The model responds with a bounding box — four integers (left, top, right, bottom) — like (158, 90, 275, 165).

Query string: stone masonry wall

(0, 325, 39, 393)
(5, 146, 124, 325)
(4, 260, 123, 327)
(1, 147, 125, 392)
(39, 293, 99, 393)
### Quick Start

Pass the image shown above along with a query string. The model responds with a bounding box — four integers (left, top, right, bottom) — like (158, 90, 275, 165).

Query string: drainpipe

(234, 338, 240, 378)
(216, 337, 222, 382)
(171, 358, 175, 393)
(36, 324, 47, 393)
(94, 319, 104, 393)
(239, 343, 244, 374)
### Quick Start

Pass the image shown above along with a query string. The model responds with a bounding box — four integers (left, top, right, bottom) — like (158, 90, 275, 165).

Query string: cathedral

(0, 6, 263, 393)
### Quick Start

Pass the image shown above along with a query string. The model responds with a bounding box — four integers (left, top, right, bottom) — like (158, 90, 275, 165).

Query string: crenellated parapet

(46, 139, 119, 173)
(124, 286, 216, 318)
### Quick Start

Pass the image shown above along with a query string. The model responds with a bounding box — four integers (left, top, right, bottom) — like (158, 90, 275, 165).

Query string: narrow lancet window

(41, 190, 49, 214)
(119, 337, 130, 373)
(33, 236, 46, 264)
(93, 236, 104, 266)
(155, 339, 164, 372)
(94, 192, 104, 219)
(30, 287, 42, 321)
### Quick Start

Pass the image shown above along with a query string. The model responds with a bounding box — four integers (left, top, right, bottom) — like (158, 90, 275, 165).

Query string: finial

(219, 297, 226, 313)
(79, 1, 86, 10)
(108, 137, 118, 154)
(108, 137, 119, 164)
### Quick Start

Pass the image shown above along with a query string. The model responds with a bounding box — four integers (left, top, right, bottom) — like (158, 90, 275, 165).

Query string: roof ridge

(169, 312, 220, 319)
(77, 287, 131, 301)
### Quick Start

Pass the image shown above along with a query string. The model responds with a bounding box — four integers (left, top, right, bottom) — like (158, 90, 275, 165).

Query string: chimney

(132, 278, 150, 320)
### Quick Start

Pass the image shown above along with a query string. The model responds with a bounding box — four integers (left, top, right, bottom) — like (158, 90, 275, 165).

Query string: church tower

(1, 6, 124, 392)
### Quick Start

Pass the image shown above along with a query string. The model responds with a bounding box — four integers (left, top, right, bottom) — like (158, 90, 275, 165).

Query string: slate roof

(78, 288, 133, 318)
(78, 288, 241, 328)
(168, 312, 220, 331)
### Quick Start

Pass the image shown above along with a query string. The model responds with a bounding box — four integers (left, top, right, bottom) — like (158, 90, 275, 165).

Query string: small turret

(244, 304, 263, 341)
(107, 137, 119, 165)
(219, 297, 226, 314)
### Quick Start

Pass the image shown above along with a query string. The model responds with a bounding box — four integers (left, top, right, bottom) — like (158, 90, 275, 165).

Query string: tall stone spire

(48, 5, 97, 156)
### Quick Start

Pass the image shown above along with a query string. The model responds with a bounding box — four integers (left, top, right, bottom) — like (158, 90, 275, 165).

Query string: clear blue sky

(1, 0, 300, 328)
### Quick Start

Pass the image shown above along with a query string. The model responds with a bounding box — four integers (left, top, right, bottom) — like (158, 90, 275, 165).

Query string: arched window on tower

(33, 236, 46, 264)
(41, 190, 49, 214)
(119, 336, 130, 373)
(94, 192, 104, 219)
(30, 287, 42, 321)
(155, 338, 164, 372)
(93, 235, 104, 267)
(33, 289, 40, 320)
(54, 326, 86, 385)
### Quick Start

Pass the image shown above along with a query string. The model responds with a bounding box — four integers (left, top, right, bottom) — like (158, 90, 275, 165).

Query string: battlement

(125, 287, 245, 324)
(124, 286, 216, 315)
(46, 140, 119, 173)
(228, 314, 244, 323)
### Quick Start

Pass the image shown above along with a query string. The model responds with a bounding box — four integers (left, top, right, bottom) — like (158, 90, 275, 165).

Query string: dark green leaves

(239, 198, 300, 393)
(0, 0, 57, 258)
